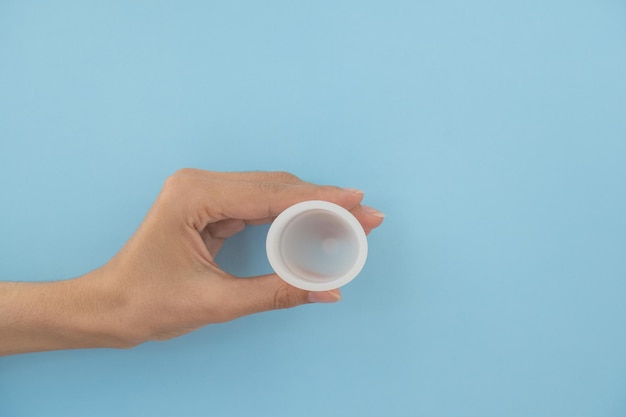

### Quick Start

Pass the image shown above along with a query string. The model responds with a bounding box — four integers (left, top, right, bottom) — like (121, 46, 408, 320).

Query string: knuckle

(273, 171, 299, 183)
(172, 167, 197, 179)
(164, 170, 186, 189)
(159, 171, 202, 217)
(257, 180, 288, 195)
(163, 168, 199, 194)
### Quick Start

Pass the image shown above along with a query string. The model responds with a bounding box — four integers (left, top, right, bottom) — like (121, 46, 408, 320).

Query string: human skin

(0, 170, 384, 356)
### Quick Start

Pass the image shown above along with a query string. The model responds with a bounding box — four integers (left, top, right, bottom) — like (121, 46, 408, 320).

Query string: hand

(0, 170, 384, 355)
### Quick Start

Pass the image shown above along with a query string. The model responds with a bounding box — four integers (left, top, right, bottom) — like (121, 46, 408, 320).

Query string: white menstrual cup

(266, 200, 368, 291)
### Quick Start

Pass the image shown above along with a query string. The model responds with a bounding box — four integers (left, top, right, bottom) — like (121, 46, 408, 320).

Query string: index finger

(209, 181, 364, 221)
(159, 169, 365, 231)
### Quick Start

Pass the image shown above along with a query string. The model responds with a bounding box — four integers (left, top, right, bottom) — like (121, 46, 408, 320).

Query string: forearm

(0, 270, 130, 356)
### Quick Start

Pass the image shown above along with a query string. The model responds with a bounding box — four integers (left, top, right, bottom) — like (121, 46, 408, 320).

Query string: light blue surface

(1, 1, 626, 416)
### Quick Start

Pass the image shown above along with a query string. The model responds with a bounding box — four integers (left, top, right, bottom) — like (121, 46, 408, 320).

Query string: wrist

(63, 268, 139, 350)
(0, 269, 135, 355)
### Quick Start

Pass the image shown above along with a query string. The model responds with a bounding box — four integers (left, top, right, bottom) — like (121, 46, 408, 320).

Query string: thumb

(225, 274, 342, 318)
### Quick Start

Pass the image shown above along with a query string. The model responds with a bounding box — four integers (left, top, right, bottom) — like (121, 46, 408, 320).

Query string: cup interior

(279, 209, 359, 284)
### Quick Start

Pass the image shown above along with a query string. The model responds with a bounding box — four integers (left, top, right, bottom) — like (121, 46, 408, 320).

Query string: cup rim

(266, 200, 368, 291)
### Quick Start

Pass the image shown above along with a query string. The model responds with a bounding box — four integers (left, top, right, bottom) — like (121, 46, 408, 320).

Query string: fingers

(160, 169, 366, 229)
(202, 205, 384, 261)
(349, 205, 385, 235)
(205, 219, 246, 239)
(221, 274, 342, 319)
(245, 204, 386, 234)
(199, 219, 246, 257)
(203, 236, 224, 257)
(214, 182, 364, 222)
(189, 170, 305, 185)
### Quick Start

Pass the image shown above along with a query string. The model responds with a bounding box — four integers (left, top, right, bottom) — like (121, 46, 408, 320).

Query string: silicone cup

(266, 200, 368, 291)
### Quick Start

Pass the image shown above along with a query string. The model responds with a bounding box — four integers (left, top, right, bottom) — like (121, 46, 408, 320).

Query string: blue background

(1, 1, 625, 416)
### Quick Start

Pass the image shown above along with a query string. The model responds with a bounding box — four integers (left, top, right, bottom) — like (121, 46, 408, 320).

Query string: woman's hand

(0, 170, 384, 355)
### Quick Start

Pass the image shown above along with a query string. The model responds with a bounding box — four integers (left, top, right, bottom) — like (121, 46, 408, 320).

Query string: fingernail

(362, 205, 385, 218)
(344, 188, 364, 196)
(308, 290, 342, 303)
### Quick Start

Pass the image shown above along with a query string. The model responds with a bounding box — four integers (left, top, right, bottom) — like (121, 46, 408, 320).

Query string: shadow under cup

(266, 201, 368, 291)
